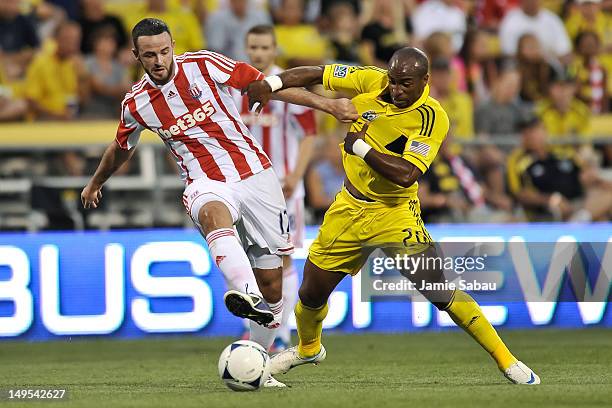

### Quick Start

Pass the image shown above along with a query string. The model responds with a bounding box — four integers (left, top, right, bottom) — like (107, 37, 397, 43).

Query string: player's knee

(255, 270, 282, 303)
(197, 201, 235, 235)
(259, 279, 282, 303)
(298, 285, 326, 309)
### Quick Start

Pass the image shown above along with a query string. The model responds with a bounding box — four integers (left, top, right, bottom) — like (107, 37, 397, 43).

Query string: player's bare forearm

(344, 123, 422, 188)
(277, 66, 325, 88)
(363, 150, 422, 188)
(82, 141, 133, 209)
(246, 66, 327, 114)
(272, 88, 357, 123)
(88, 141, 133, 188)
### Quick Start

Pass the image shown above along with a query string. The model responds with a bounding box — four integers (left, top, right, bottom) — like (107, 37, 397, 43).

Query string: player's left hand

(245, 80, 272, 114)
(343, 123, 369, 155)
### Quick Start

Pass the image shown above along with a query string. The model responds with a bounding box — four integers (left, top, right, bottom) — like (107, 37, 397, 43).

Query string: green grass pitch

(1, 328, 610, 408)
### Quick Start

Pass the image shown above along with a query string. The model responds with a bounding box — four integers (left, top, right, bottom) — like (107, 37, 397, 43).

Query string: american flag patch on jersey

(408, 141, 431, 156)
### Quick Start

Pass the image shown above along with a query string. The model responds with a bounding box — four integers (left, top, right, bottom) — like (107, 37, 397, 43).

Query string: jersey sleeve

(115, 99, 144, 150)
(202, 51, 264, 90)
(322, 64, 387, 95)
(402, 105, 449, 174)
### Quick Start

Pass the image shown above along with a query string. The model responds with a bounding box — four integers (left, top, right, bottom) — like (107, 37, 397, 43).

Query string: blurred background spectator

(206, 0, 271, 61)
(499, 0, 572, 61)
(360, 0, 411, 67)
(507, 117, 612, 221)
(81, 29, 131, 118)
(306, 132, 344, 223)
(475, 65, 528, 136)
(457, 28, 498, 105)
(125, 0, 203, 54)
(274, 0, 329, 67)
(78, 0, 128, 55)
(429, 57, 474, 141)
(571, 30, 609, 113)
(24, 21, 88, 120)
(0, 0, 40, 83)
(325, 1, 362, 64)
(412, 0, 466, 52)
(516, 33, 558, 104)
(535, 69, 591, 139)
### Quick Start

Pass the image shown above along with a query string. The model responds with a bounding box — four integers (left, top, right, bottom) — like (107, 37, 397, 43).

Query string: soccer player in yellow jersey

(245, 47, 540, 385)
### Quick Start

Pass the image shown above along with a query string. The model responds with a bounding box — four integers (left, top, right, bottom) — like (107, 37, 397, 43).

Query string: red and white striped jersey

(115, 51, 271, 184)
(232, 66, 316, 198)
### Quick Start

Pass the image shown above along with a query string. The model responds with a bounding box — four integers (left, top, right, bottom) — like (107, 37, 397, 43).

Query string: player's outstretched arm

(272, 88, 358, 123)
(81, 141, 135, 209)
(246, 66, 325, 113)
(344, 123, 422, 188)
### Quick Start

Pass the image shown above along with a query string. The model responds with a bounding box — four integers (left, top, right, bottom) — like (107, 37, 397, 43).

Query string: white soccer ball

(218, 340, 271, 391)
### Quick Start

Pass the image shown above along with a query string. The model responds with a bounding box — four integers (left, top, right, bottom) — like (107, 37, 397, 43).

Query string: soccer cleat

(224, 290, 274, 327)
(503, 361, 541, 385)
(263, 375, 288, 388)
(270, 345, 326, 375)
(269, 337, 289, 354)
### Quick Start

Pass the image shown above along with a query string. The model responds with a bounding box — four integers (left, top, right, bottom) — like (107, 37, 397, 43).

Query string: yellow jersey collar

(377, 84, 430, 116)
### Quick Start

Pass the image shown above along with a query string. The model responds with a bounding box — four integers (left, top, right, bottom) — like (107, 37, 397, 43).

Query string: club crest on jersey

(361, 110, 378, 122)
(188, 83, 203, 100)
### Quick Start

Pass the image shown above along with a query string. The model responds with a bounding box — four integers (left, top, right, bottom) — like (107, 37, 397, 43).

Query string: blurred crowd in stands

(1, 0, 611, 229)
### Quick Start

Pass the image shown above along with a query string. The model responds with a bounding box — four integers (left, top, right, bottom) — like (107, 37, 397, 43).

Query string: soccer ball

(218, 340, 271, 391)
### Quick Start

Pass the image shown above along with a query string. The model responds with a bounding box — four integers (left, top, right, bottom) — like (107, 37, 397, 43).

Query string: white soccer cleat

(503, 361, 541, 385)
(270, 345, 326, 375)
(263, 375, 288, 388)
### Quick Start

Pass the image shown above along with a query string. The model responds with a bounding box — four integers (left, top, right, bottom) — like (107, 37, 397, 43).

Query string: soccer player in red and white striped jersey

(80, 18, 358, 388)
(232, 25, 317, 352)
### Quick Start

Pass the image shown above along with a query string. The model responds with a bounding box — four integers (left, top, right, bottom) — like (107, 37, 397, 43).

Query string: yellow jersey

(322, 64, 449, 205)
(24, 51, 78, 116)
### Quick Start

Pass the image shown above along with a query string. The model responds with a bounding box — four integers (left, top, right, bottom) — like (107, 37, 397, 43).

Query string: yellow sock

(295, 300, 328, 358)
(445, 290, 517, 370)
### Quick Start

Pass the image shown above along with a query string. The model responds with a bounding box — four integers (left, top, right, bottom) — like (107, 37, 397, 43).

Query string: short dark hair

(246, 25, 276, 44)
(131, 18, 172, 48)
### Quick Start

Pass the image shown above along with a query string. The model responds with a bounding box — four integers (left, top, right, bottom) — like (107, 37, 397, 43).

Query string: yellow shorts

(308, 187, 433, 275)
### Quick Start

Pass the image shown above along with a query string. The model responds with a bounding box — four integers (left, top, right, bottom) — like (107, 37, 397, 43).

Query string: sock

(206, 228, 275, 348)
(295, 300, 328, 358)
(278, 265, 299, 344)
(206, 228, 260, 295)
(249, 320, 277, 350)
(250, 299, 282, 350)
(445, 290, 517, 370)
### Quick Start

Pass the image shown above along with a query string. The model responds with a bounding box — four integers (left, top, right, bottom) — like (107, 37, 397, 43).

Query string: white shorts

(183, 168, 294, 266)
(285, 194, 305, 249)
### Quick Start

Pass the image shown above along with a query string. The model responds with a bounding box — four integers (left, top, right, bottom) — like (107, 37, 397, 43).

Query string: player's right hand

(245, 80, 272, 114)
(329, 98, 359, 123)
(81, 183, 102, 209)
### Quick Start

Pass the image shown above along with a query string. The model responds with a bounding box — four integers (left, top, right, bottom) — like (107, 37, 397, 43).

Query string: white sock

(206, 228, 260, 295)
(278, 265, 298, 344)
(250, 299, 283, 349)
